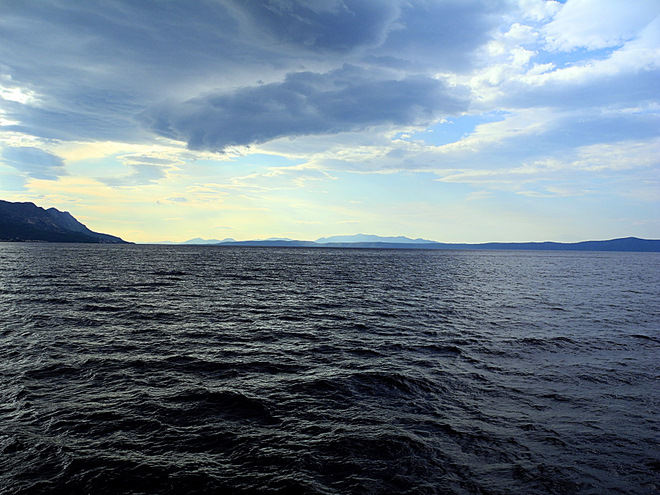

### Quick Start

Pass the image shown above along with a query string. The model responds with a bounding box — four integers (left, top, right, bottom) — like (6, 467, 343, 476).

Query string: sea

(0, 243, 658, 494)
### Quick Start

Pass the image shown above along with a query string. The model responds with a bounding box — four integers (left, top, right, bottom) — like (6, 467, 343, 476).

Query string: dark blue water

(0, 244, 658, 494)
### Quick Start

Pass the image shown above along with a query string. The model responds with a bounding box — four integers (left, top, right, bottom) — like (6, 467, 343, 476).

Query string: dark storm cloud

(1, 147, 67, 180)
(0, 0, 244, 75)
(229, 0, 400, 53)
(374, 0, 507, 70)
(0, 0, 504, 146)
(0, 1, 247, 142)
(230, 0, 507, 67)
(141, 65, 468, 150)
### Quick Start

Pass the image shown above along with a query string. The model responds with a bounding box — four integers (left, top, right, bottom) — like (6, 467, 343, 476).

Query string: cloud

(466, 109, 660, 156)
(221, 164, 337, 193)
(99, 154, 180, 187)
(372, 0, 507, 70)
(0, 0, 502, 147)
(228, 0, 508, 71)
(516, 0, 561, 22)
(100, 163, 170, 187)
(542, 0, 660, 51)
(1, 146, 67, 180)
(141, 65, 468, 151)
(435, 137, 660, 198)
(229, 0, 400, 54)
(468, 0, 660, 114)
(0, 1, 254, 143)
(0, 94, 147, 142)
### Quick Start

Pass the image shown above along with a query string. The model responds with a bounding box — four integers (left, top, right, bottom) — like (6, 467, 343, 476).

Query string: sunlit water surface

(0, 244, 658, 494)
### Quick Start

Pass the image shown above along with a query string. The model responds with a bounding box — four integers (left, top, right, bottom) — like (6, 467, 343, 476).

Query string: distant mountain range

(153, 237, 235, 245)
(158, 233, 660, 252)
(159, 234, 439, 245)
(315, 234, 433, 244)
(2, 200, 658, 251)
(0, 200, 129, 243)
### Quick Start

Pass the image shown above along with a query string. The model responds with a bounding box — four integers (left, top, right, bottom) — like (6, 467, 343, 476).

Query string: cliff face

(0, 200, 129, 243)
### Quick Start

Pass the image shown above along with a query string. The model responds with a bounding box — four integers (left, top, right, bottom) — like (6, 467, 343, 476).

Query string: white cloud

(516, 0, 561, 22)
(435, 138, 659, 194)
(543, 0, 660, 51)
(0, 84, 38, 105)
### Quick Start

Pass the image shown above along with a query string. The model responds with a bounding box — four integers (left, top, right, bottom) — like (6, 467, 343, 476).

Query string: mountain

(217, 239, 317, 247)
(182, 237, 234, 245)
(431, 237, 660, 252)
(151, 237, 235, 245)
(0, 200, 129, 243)
(315, 234, 436, 244)
(215, 236, 660, 252)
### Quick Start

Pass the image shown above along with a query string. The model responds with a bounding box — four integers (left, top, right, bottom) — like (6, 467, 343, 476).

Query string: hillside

(0, 200, 129, 243)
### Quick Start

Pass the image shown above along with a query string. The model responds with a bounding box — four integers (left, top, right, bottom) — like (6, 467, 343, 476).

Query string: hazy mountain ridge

(315, 234, 436, 244)
(212, 236, 660, 252)
(159, 234, 435, 246)
(0, 200, 129, 243)
(153, 237, 236, 245)
(145, 233, 660, 252)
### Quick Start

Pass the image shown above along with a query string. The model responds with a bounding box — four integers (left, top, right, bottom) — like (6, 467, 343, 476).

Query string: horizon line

(140, 235, 658, 245)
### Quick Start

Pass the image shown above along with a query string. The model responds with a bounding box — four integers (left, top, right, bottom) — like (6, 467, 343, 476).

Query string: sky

(0, 0, 658, 243)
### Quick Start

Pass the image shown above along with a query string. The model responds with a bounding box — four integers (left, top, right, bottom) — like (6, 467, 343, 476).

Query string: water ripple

(0, 244, 658, 494)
